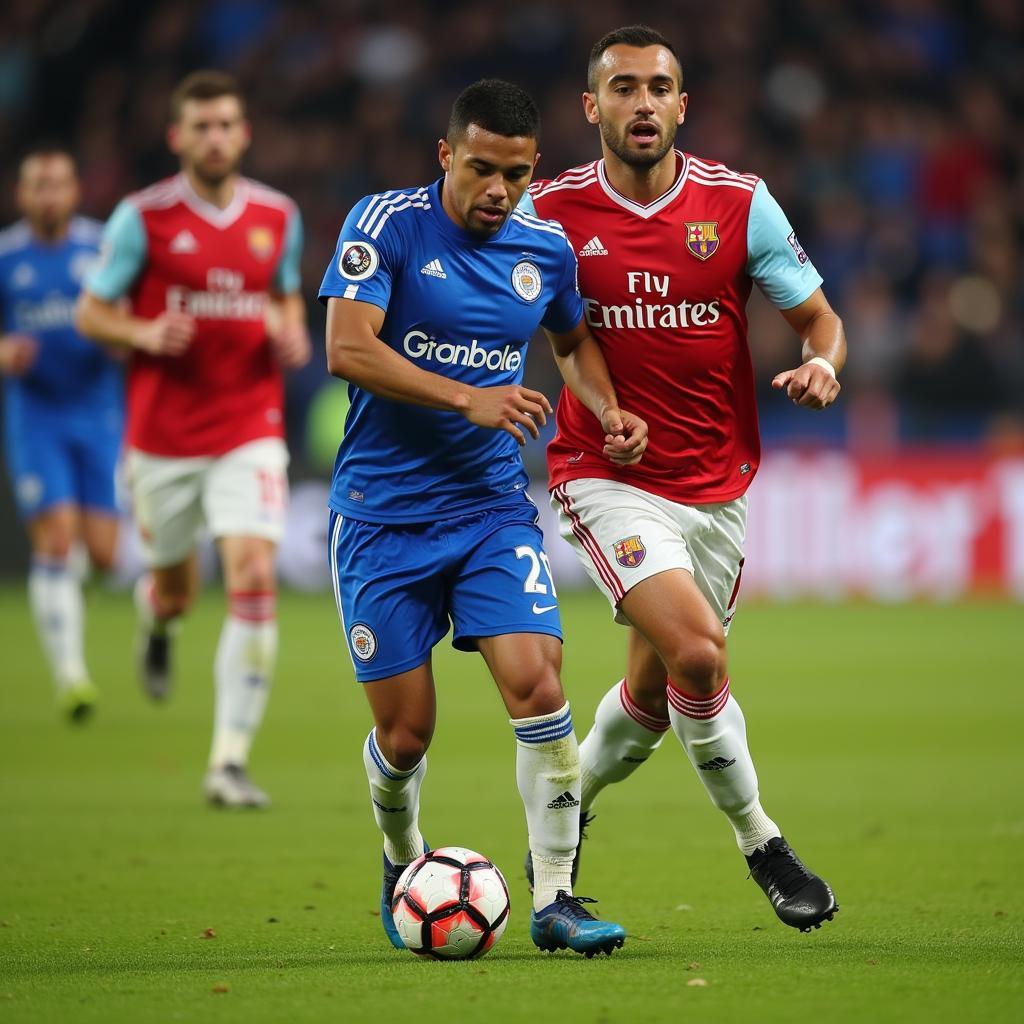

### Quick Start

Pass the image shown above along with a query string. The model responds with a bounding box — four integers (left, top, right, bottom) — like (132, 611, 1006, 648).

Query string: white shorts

(551, 478, 746, 632)
(126, 438, 289, 568)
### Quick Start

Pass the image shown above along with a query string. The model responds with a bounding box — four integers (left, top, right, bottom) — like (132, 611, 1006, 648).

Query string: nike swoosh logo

(532, 603, 557, 614)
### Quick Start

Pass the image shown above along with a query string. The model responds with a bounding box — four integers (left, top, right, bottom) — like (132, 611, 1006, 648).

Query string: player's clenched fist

(461, 384, 553, 445)
(600, 408, 649, 466)
(771, 361, 841, 410)
(0, 335, 39, 376)
(133, 312, 196, 357)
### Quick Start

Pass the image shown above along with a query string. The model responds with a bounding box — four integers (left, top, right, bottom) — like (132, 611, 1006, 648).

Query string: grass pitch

(0, 585, 1021, 1023)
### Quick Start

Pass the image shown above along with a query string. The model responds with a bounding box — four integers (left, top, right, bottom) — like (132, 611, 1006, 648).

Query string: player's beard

(191, 153, 241, 189)
(600, 119, 676, 168)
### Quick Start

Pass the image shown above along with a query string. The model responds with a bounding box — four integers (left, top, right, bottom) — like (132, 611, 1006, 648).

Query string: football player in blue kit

(0, 149, 123, 720)
(320, 80, 648, 957)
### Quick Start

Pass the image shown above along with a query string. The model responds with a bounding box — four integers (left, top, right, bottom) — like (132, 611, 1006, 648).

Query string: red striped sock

(228, 590, 276, 623)
(667, 676, 731, 720)
(619, 679, 670, 733)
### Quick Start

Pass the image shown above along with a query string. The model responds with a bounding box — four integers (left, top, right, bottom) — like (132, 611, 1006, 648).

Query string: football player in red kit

(523, 25, 845, 931)
(76, 70, 311, 808)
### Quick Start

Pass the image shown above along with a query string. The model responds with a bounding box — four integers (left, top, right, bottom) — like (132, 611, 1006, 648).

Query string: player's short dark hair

(588, 25, 683, 92)
(170, 69, 246, 122)
(18, 145, 76, 178)
(447, 79, 540, 145)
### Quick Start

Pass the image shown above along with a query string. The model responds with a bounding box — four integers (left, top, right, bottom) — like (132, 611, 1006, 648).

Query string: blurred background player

(320, 79, 646, 957)
(0, 149, 122, 721)
(75, 71, 311, 807)
(524, 25, 845, 930)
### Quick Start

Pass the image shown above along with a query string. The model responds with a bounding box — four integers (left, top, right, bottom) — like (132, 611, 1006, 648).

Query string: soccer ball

(392, 846, 510, 959)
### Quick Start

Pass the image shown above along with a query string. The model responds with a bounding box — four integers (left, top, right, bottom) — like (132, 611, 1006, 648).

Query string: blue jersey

(318, 178, 583, 524)
(0, 217, 121, 410)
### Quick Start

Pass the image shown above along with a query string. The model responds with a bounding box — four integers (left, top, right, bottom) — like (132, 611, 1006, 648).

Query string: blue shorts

(327, 496, 562, 682)
(4, 398, 122, 520)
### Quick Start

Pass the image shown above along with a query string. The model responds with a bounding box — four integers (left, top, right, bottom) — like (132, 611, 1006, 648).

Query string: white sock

(209, 591, 277, 768)
(580, 679, 670, 810)
(363, 729, 426, 866)
(667, 678, 781, 856)
(511, 702, 580, 911)
(28, 556, 88, 690)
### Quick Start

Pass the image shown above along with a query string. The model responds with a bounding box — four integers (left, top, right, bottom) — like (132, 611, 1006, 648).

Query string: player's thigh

(125, 448, 206, 569)
(327, 510, 450, 684)
(477, 632, 565, 720)
(684, 495, 747, 634)
(550, 478, 692, 623)
(203, 438, 289, 548)
(447, 501, 563, 654)
(26, 502, 79, 560)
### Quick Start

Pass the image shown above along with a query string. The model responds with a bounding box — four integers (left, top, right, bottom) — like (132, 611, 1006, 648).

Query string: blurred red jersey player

(524, 25, 846, 931)
(76, 70, 311, 808)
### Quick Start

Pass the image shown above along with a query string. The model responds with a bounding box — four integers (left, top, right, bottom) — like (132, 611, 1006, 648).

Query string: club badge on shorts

(349, 623, 378, 662)
(511, 259, 542, 302)
(685, 221, 720, 261)
(613, 535, 646, 568)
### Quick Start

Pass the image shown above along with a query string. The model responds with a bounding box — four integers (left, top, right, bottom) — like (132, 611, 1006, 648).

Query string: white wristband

(806, 356, 836, 379)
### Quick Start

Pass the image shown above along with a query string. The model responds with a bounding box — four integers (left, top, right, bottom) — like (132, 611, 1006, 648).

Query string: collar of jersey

(176, 172, 250, 229)
(427, 178, 513, 246)
(597, 151, 689, 220)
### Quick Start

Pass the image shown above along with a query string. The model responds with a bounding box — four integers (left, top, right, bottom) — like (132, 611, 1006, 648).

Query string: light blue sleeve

(517, 191, 538, 216)
(85, 200, 147, 301)
(746, 181, 822, 309)
(271, 206, 303, 293)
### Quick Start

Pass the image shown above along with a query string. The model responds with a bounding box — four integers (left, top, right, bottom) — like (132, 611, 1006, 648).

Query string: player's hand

(133, 312, 195, 357)
(601, 407, 649, 466)
(462, 385, 552, 445)
(0, 335, 39, 376)
(268, 322, 312, 370)
(772, 362, 840, 410)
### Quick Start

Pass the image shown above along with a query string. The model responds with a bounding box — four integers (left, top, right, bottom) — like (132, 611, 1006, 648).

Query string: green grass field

(1, 585, 1022, 1023)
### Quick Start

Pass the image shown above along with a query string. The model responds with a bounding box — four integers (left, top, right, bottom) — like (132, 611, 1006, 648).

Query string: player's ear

(241, 119, 253, 152)
(438, 138, 452, 173)
(167, 123, 181, 156)
(678, 92, 688, 126)
(583, 92, 600, 126)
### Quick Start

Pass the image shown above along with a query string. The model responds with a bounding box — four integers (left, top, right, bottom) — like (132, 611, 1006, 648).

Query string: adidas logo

(578, 236, 608, 257)
(697, 755, 737, 772)
(420, 258, 447, 279)
(169, 229, 199, 254)
(546, 790, 581, 810)
(372, 798, 408, 813)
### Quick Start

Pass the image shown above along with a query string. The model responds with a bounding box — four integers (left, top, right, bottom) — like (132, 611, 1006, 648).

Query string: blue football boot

(380, 843, 429, 950)
(530, 890, 626, 957)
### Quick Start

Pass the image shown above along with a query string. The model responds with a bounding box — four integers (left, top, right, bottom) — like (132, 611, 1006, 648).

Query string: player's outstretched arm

(326, 297, 550, 445)
(75, 292, 195, 357)
(547, 320, 648, 465)
(771, 288, 846, 410)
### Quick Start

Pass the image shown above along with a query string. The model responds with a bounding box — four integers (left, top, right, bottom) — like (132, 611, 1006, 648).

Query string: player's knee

(378, 724, 431, 771)
(88, 543, 117, 574)
(663, 633, 726, 696)
(511, 663, 565, 718)
(226, 551, 276, 594)
(34, 526, 75, 561)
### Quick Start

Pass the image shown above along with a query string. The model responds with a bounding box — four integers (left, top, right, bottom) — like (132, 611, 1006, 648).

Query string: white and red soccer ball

(392, 846, 510, 959)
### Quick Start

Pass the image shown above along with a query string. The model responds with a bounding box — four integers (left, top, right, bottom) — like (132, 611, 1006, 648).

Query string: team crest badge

(247, 226, 275, 261)
(685, 221, 720, 261)
(613, 536, 646, 568)
(511, 259, 542, 303)
(339, 240, 380, 281)
(349, 623, 378, 662)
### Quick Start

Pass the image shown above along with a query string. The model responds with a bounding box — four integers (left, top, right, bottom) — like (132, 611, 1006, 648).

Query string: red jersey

(532, 152, 818, 505)
(114, 174, 298, 457)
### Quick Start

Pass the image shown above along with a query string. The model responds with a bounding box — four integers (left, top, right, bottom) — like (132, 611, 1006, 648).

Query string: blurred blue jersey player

(320, 80, 649, 957)
(0, 149, 122, 721)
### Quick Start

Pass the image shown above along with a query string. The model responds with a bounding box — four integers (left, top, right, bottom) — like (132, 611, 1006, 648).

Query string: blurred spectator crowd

(1, 0, 1022, 468)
